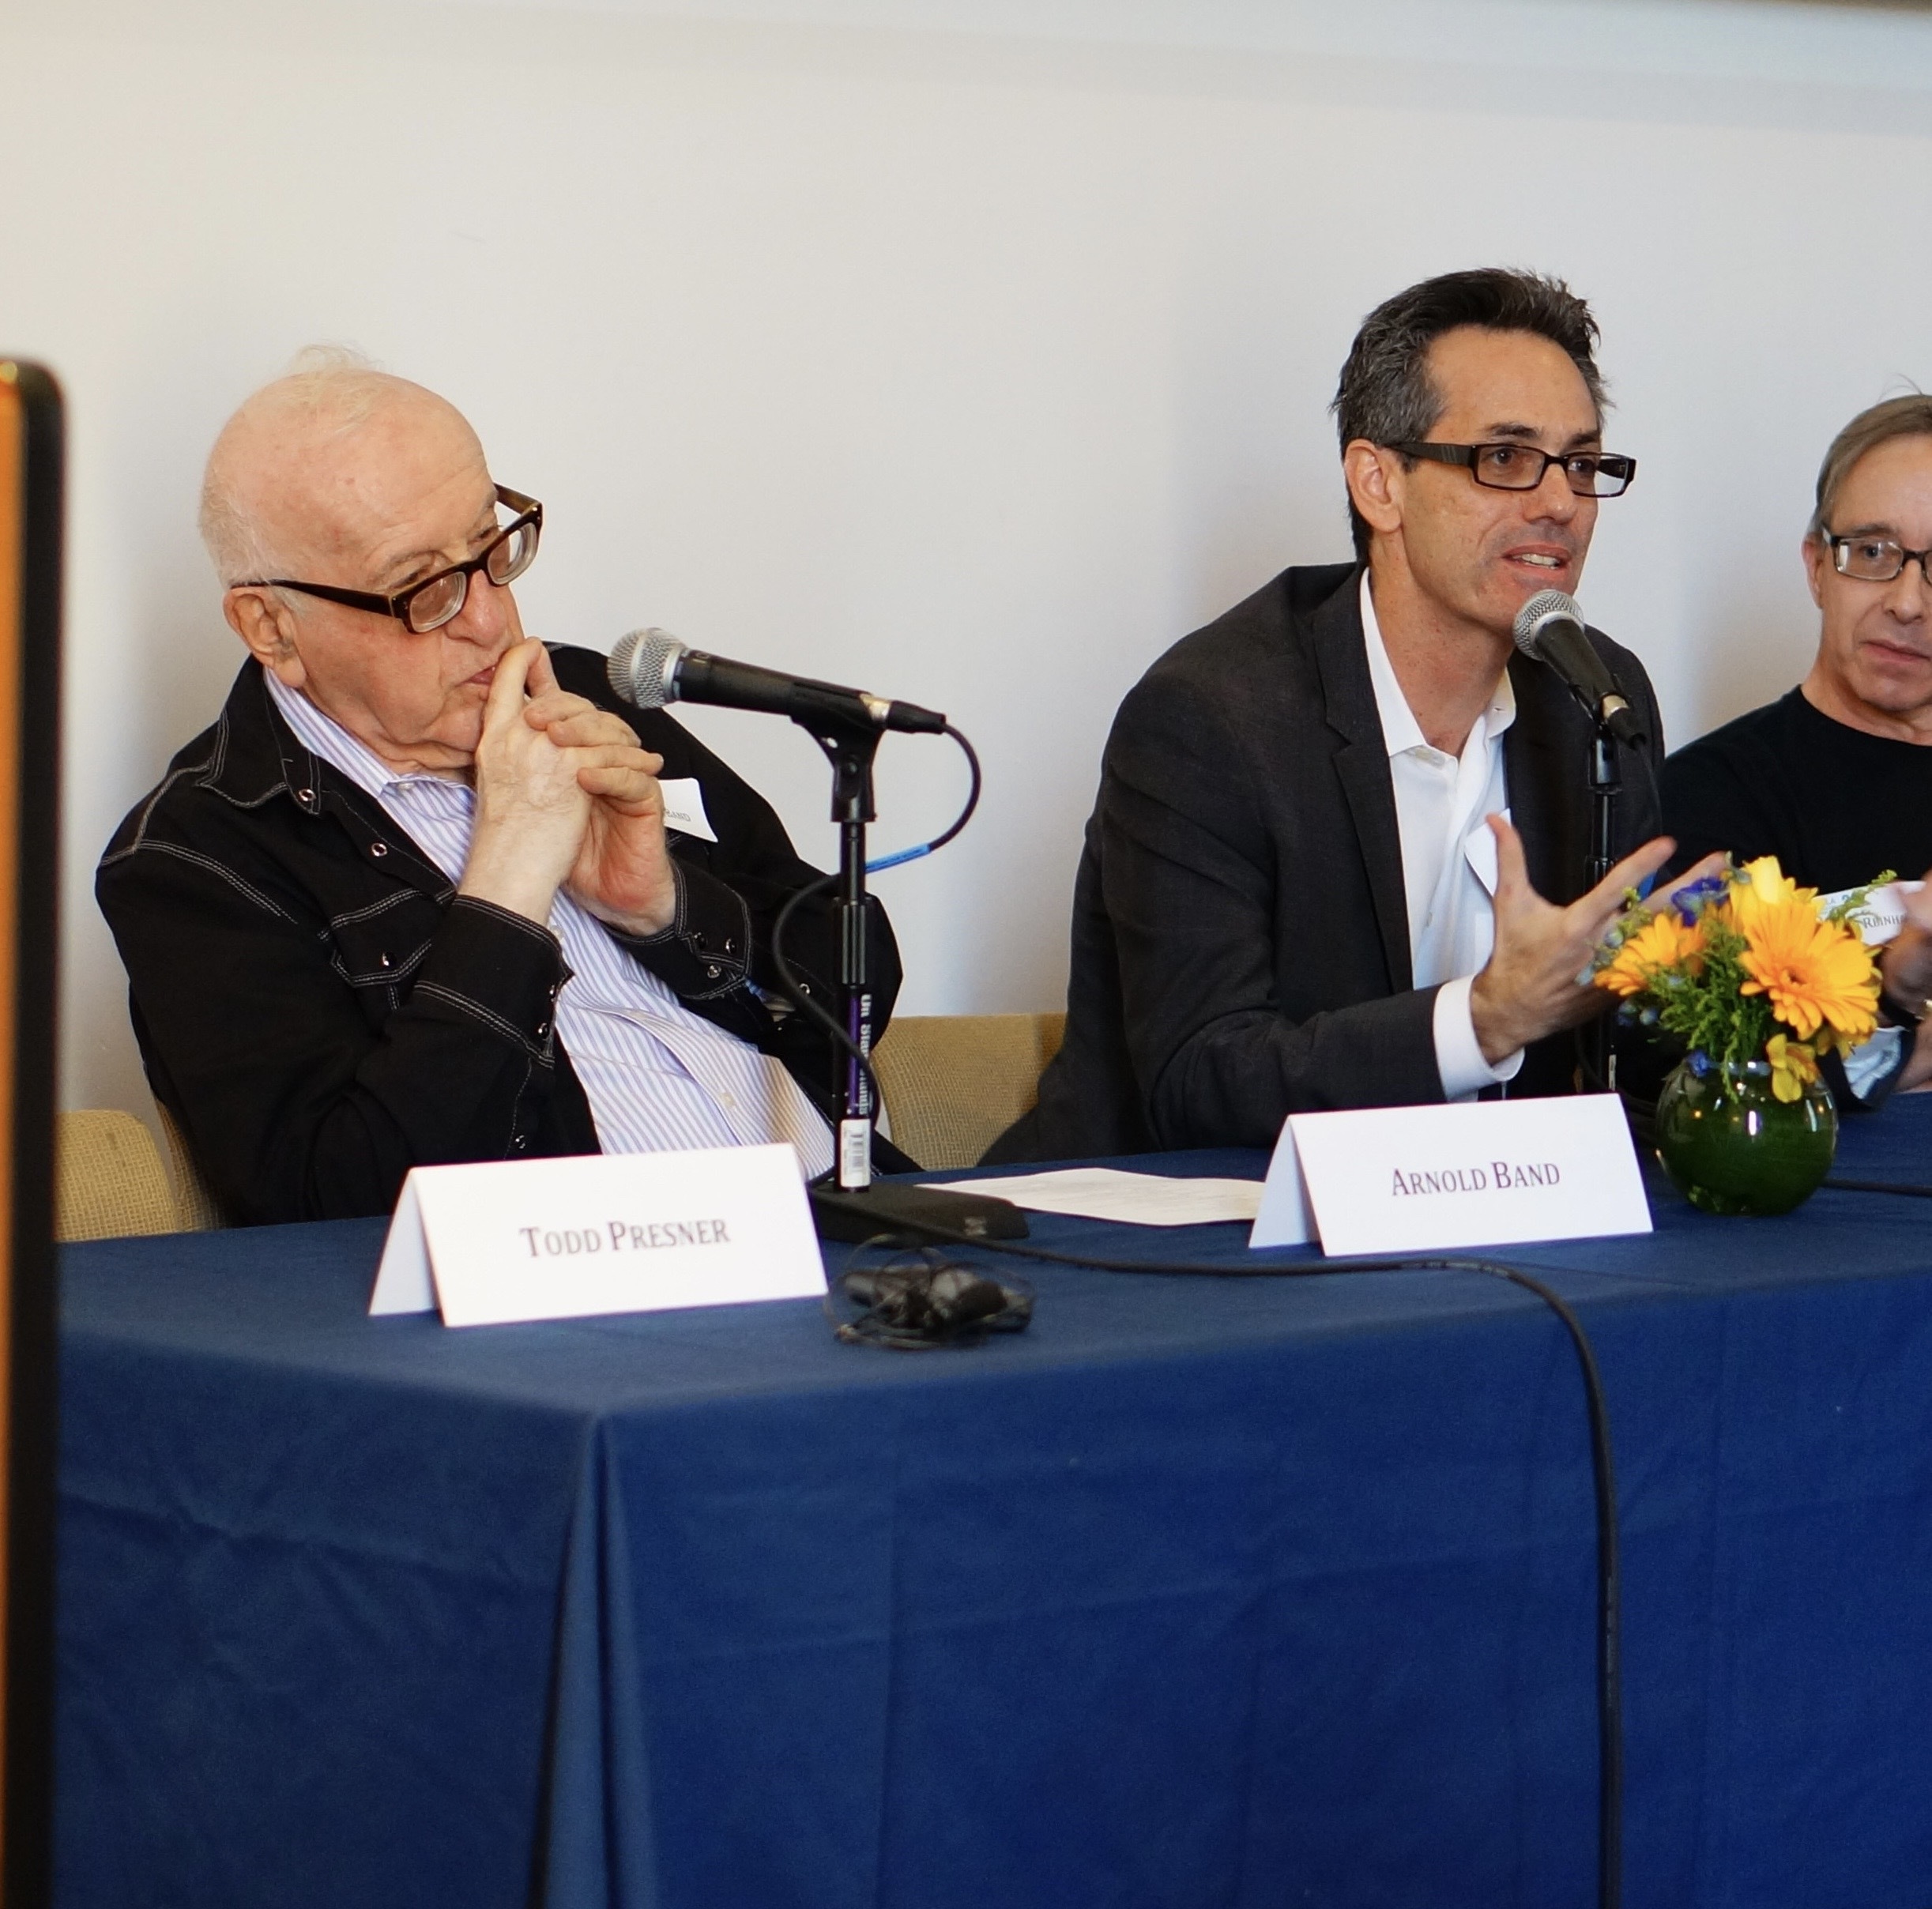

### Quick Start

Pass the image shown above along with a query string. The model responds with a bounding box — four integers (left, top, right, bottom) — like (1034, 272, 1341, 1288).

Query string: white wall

(6, 0, 1932, 1118)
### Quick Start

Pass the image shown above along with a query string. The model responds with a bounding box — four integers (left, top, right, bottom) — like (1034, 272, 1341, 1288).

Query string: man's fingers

(536, 705, 645, 751)
(567, 744, 662, 781)
(480, 639, 543, 732)
(520, 640, 559, 698)
(577, 763, 663, 809)
(522, 689, 597, 731)
(576, 754, 666, 815)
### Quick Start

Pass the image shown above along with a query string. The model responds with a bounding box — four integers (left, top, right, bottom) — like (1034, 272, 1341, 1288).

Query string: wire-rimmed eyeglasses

(1822, 529, 1932, 586)
(235, 485, 543, 634)
(1391, 442, 1636, 499)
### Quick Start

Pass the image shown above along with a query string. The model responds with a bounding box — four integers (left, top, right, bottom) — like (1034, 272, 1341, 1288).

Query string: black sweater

(1662, 687, 1932, 890)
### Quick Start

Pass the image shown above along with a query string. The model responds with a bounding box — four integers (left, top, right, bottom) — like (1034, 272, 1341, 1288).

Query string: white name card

(368, 1143, 824, 1327)
(1250, 1094, 1651, 1257)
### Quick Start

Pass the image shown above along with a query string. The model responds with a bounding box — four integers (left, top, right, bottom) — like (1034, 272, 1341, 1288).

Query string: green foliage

(1640, 910, 1772, 1067)
(1822, 872, 1898, 927)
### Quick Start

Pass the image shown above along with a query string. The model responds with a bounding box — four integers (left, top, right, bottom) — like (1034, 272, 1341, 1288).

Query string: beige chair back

(62, 1025, 1063, 1237)
(55, 1109, 178, 1242)
(156, 1101, 228, 1232)
(872, 1011, 1066, 1170)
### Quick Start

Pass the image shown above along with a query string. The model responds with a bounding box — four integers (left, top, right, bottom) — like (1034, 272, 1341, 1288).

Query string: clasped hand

(1469, 815, 1725, 1066)
(458, 639, 677, 936)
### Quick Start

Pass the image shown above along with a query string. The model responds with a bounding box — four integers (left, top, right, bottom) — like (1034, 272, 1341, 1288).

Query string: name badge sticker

(657, 778, 719, 844)
(369, 1143, 823, 1327)
(1256, 1094, 1651, 1258)
(1463, 804, 1509, 897)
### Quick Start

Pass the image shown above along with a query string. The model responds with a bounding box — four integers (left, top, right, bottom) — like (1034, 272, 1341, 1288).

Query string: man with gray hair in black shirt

(1663, 393, 1932, 1095)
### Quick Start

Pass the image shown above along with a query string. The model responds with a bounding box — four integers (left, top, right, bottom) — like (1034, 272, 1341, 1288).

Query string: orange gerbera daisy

(1594, 909, 1707, 997)
(1726, 855, 1817, 941)
(1737, 894, 1880, 1044)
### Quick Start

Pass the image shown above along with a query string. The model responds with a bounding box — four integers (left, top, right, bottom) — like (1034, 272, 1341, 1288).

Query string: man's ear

(224, 587, 307, 687)
(1802, 533, 1829, 612)
(1343, 439, 1405, 544)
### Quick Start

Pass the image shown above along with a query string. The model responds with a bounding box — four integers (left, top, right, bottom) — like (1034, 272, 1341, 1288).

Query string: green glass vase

(1653, 1056, 1837, 1217)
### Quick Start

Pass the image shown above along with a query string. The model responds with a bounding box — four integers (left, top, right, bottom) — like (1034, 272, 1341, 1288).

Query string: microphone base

(810, 1180, 1030, 1245)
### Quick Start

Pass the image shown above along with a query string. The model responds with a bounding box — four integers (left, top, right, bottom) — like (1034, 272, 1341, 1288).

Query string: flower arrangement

(1591, 856, 1884, 1101)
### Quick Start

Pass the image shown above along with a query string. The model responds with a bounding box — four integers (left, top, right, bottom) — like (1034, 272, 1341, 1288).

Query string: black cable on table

(838, 1219, 1625, 1909)
(1825, 1177, 1932, 1199)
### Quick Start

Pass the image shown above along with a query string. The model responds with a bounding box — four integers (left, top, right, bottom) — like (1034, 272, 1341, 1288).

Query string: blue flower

(1672, 873, 1728, 924)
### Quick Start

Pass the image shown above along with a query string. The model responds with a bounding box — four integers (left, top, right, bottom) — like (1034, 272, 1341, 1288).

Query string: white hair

(198, 344, 420, 586)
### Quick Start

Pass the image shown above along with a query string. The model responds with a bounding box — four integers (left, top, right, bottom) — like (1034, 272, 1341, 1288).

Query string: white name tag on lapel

(1463, 804, 1509, 896)
(657, 778, 718, 843)
(1250, 1094, 1650, 1256)
(369, 1143, 823, 1327)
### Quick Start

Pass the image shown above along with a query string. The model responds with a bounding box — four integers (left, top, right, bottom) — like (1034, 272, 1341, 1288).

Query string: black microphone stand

(792, 713, 1027, 1244)
(805, 715, 883, 1188)
(1584, 721, 1621, 1095)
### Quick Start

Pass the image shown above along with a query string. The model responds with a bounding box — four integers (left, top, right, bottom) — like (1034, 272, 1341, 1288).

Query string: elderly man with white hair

(97, 352, 903, 1223)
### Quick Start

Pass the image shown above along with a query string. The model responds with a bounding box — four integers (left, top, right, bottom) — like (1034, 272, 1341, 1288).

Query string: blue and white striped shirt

(267, 673, 834, 1177)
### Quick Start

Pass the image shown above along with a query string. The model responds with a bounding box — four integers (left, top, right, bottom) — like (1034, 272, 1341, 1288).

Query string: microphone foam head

(1512, 588, 1582, 658)
(608, 627, 683, 708)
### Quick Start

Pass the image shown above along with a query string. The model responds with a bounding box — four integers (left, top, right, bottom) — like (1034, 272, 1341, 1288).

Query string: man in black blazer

(992, 269, 1702, 1162)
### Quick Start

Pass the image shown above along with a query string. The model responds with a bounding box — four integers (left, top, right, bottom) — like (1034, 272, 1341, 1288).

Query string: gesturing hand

(459, 642, 675, 933)
(1468, 816, 1723, 1066)
(1880, 868, 1932, 1025)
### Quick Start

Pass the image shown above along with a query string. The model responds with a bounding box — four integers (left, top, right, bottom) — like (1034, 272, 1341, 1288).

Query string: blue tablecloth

(55, 1100, 1932, 1909)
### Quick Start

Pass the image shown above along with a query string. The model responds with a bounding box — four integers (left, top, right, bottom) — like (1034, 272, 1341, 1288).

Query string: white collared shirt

(266, 672, 835, 1177)
(1359, 572, 1525, 1101)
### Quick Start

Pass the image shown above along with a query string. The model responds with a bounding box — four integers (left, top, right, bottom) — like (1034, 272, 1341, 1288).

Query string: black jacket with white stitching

(96, 646, 903, 1224)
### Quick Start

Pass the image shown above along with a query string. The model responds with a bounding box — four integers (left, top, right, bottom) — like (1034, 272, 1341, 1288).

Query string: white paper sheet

(927, 1168, 1263, 1228)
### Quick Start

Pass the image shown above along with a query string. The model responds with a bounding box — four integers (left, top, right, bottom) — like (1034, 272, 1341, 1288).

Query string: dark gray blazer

(987, 562, 1664, 1163)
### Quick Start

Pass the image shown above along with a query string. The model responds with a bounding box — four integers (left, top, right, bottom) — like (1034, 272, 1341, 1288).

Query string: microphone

(607, 627, 947, 736)
(1512, 590, 1648, 747)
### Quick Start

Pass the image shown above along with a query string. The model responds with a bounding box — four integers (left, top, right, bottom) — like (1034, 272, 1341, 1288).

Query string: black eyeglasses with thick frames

(1390, 442, 1637, 499)
(1821, 529, 1932, 586)
(235, 484, 544, 634)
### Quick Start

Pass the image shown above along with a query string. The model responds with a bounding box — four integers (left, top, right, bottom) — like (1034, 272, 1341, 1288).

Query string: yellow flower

(1737, 894, 1880, 1045)
(1764, 1032, 1821, 1105)
(1727, 855, 1817, 940)
(1594, 909, 1706, 997)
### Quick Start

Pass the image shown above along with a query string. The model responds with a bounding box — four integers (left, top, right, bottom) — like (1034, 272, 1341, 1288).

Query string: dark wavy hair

(1331, 269, 1606, 559)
